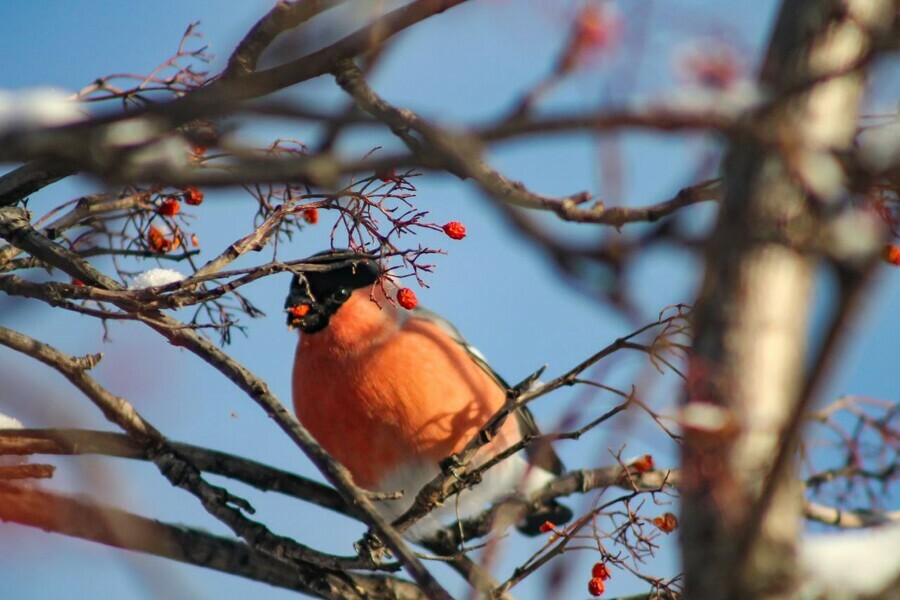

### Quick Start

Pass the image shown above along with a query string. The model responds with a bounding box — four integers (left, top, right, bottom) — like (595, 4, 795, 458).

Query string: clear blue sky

(1, 2, 897, 599)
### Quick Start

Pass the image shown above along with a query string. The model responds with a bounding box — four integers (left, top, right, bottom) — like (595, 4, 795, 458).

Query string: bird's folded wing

(409, 306, 565, 476)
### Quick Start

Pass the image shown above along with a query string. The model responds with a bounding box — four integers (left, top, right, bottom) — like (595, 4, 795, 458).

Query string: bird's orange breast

(291, 290, 517, 489)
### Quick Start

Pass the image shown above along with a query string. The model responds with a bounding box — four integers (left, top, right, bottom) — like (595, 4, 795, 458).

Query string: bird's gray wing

(410, 306, 565, 476)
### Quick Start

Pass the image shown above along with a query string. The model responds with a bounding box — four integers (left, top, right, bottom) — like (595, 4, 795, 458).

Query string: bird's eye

(334, 287, 351, 302)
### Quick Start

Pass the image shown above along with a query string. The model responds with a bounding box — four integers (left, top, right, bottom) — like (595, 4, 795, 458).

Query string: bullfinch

(285, 250, 572, 539)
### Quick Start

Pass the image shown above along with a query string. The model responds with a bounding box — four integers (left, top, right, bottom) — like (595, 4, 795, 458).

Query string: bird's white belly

(373, 454, 555, 540)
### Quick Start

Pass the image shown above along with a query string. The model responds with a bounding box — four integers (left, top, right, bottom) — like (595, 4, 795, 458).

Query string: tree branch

(223, 0, 353, 78)
(0, 428, 351, 516)
(0, 325, 382, 573)
(331, 59, 722, 227)
(0, 482, 423, 599)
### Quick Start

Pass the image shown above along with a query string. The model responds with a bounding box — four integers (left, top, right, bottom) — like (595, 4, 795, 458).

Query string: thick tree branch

(236, 0, 469, 99)
(0, 160, 76, 207)
(802, 500, 900, 529)
(223, 0, 352, 78)
(0, 482, 423, 600)
(0, 428, 351, 516)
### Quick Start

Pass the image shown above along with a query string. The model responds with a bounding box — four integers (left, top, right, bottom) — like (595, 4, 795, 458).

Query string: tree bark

(684, 0, 893, 597)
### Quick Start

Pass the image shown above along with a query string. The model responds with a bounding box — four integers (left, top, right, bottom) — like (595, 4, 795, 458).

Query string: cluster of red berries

(559, 5, 621, 73)
(147, 226, 181, 253)
(394, 221, 467, 310)
(156, 188, 200, 216)
(680, 45, 741, 89)
(151, 187, 205, 251)
(588, 562, 612, 597)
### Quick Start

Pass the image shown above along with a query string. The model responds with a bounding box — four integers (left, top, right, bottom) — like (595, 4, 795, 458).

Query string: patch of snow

(128, 268, 185, 290)
(106, 118, 160, 147)
(0, 88, 83, 132)
(800, 523, 900, 598)
(0, 412, 23, 430)
(0, 411, 27, 469)
(128, 136, 191, 172)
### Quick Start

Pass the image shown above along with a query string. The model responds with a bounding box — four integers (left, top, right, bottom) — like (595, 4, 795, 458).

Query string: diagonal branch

(0, 325, 380, 574)
(236, 0, 469, 100)
(331, 59, 721, 227)
(0, 160, 76, 207)
(223, 0, 353, 78)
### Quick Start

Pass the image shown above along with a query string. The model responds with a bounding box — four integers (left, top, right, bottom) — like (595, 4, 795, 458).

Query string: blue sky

(1, 2, 897, 599)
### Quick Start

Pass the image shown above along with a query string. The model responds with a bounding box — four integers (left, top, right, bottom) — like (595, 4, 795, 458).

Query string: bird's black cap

(285, 250, 379, 333)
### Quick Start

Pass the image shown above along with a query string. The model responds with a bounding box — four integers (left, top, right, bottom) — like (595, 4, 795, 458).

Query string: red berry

(288, 305, 311, 318)
(302, 208, 319, 224)
(183, 186, 204, 206)
(588, 577, 606, 596)
(442, 221, 466, 240)
(158, 198, 180, 216)
(592, 563, 611, 581)
(147, 226, 178, 253)
(652, 512, 679, 533)
(147, 226, 167, 252)
(883, 243, 900, 266)
(630, 454, 654, 473)
(538, 520, 555, 534)
(396, 288, 418, 310)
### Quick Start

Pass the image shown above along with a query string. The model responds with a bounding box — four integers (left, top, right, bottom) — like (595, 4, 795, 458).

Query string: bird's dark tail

(517, 499, 574, 536)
